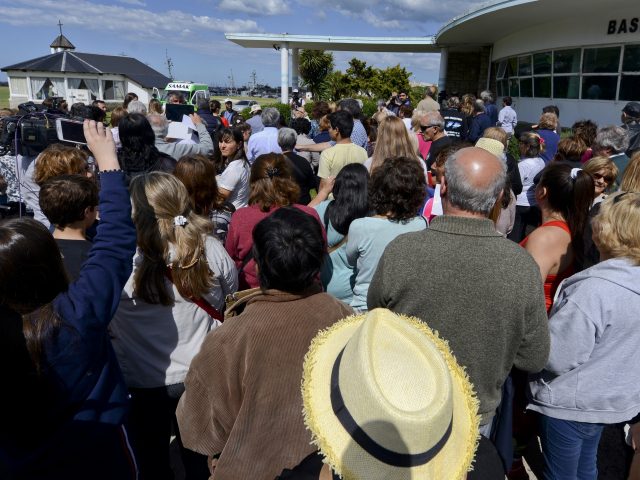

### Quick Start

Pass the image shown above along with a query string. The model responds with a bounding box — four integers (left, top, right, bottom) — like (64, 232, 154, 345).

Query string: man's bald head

(442, 147, 506, 216)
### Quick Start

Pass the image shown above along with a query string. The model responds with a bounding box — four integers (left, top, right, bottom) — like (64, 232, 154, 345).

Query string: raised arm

(65, 121, 136, 324)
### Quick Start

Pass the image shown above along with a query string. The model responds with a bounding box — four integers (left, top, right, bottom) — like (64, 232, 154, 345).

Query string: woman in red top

(225, 153, 322, 289)
(520, 163, 594, 312)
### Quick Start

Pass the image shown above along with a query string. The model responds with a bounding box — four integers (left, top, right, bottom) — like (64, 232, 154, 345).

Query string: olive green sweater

(368, 215, 549, 425)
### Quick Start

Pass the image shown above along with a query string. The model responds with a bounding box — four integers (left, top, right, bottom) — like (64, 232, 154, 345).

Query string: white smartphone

(55, 118, 87, 145)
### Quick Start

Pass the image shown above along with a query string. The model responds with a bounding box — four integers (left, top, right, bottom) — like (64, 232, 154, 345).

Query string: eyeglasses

(420, 125, 438, 132)
(593, 172, 614, 183)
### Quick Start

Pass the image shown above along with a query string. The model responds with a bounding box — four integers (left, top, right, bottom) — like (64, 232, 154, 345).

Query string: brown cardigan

(176, 286, 353, 480)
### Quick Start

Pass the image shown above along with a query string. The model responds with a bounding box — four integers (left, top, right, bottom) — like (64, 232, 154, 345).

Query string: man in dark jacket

(196, 99, 223, 140)
(468, 99, 493, 143)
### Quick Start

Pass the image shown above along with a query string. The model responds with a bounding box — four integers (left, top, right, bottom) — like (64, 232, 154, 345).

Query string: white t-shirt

(217, 159, 251, 209)
(516, 156, 545, 207)
(110, 236, 238, 388)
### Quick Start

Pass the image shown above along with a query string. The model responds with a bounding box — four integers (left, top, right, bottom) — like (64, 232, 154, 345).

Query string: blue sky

(0, 0, 482, 88)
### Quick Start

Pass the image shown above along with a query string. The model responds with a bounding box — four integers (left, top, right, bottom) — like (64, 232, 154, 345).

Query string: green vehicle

(157, 81, 210, 106)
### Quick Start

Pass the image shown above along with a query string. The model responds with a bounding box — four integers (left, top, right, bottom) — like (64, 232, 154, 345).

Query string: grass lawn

(0, 86, 9, 109)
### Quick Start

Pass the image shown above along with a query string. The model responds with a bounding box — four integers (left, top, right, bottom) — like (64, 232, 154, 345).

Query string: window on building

(518, 55, 532, 76)
(582, 76, 618, 100)
(533, 52, 552, 75)
(509, 78, 519, 97)
(67, 78, 100, 100)
(554, 49, 581, 74)
(620, 75, 640, 101)
(103, 80, 125, 101)
(534, 77, 551, 98)
(30, 77, 66, 100)
(520, 78, 533, 97)
(623, 45, 640, 71)
(583, 47, 621, 73)
(10, 77, 28, 96)
(496, 60, 507, 80)
(553, 76, 580, 99)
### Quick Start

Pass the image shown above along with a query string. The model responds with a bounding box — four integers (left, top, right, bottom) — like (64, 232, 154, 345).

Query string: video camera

(0, 101, 68, 157)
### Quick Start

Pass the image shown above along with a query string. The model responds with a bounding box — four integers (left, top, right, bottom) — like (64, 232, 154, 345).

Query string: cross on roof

(58, 20, 63, 36)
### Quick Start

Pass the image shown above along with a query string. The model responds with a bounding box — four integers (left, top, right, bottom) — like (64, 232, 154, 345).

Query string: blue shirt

(314, 200, 356, 303)
(247, 127, 282, 163)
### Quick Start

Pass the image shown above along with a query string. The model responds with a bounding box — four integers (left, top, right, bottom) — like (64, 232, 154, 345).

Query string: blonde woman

(366, 116, 427, 179)
(529, 192, 640, 479)
(583, 156, 619, 205)
(620, 151, 640, 192)
(109, 172, 237, 480)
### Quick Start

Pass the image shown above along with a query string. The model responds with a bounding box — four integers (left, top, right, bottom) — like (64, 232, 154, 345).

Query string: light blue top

(314, 200, 356, 303)
(346, 216, 427, 312)
(528, 257, 640, 424)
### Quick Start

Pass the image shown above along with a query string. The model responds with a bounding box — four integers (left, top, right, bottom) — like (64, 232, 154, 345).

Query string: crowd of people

(1, 87, 640, 480)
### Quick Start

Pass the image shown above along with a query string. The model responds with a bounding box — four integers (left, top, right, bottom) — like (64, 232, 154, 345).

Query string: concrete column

(438, 47, 449, 92)
(280, 42, 289, 104)
(291, 47, 299, 90)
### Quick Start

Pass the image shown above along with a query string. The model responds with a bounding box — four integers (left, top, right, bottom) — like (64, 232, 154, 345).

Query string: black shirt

(425, 135, 455, 169)
(56, 239, 92, 282)
(284, 152, 317, 205)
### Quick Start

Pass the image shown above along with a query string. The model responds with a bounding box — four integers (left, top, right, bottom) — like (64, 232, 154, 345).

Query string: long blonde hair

(129, 172, 214, 305)
(370, 116, 420, 173)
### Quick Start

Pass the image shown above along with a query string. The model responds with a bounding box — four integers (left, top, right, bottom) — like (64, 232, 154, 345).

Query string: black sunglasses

(420, 125, 438, 132)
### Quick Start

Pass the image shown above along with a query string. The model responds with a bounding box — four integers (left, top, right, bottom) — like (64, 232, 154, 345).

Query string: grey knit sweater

(368, 215, 549, 424)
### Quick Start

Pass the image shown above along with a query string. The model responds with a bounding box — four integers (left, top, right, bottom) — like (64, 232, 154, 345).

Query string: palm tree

(299, 50, 334, 100)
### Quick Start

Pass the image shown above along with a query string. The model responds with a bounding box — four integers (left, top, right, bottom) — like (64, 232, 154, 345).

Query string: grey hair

(261, 107, 280, 127)
(147, 113, 169, 138)
(338, 98, 362, 118)
(473, 99, 486, 113)
(447, 96, 460, 109)
(595, 126, 630, 154)
(127, 100, 147, 115)
(480, 90, 493, 103)
(277, 127, 297, 151)
(444, 149, 506, 215)
(419, 110, 444, 129)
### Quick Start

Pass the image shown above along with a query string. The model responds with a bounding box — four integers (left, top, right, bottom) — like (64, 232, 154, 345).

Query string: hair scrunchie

(570, 167, 582, 180)
(266, 166, 280, 179)
(174, 215, 188, 227)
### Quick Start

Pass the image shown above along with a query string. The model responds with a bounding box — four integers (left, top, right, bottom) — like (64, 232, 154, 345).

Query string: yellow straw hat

(302, 308, 480, 479)
(475, 137, 506, 159)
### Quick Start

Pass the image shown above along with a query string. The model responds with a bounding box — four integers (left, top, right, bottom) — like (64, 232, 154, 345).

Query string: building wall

(490, 3, 640, 125)
(445, 47, 491, 96)
(5, 70, 151, 108)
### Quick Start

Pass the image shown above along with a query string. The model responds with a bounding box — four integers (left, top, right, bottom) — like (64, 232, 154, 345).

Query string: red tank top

(520, 221, 575, 313)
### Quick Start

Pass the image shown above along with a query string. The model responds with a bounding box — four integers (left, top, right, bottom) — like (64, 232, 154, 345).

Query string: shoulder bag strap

(165, 269, 224, 322)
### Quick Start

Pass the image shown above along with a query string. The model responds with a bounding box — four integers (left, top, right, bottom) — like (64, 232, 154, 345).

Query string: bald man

(368, 147, 549, 436)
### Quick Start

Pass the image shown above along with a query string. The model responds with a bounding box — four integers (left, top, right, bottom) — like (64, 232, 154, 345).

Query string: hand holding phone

(56, 118, 87, 145)
(83, 120, 120, 172)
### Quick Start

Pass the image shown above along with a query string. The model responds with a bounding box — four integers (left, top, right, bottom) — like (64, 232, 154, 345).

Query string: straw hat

(475, 137, 505, 159)
(302, 309, 480, 480)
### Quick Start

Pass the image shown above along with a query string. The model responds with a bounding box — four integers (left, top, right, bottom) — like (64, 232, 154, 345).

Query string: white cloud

(0, 0, 261, 37)
(303, 0, 485, 29)
(117, 0, 146, 6)
(219, 0, 291, 16)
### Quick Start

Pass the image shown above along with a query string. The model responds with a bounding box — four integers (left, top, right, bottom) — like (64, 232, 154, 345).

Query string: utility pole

(165, 49, 174, 80)
(250, 70, 257, 94)
(228, 70, 236, 95)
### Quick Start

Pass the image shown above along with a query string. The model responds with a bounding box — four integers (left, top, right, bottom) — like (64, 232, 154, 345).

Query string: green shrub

(263, 102, 291, 125)
(360, 98, 378, 119)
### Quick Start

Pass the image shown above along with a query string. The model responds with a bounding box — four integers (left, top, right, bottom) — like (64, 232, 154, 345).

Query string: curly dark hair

(369, 156, 426, 222)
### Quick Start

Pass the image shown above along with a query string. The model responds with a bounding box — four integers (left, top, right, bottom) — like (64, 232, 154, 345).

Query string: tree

(372, 65, 412, 100)
(324, 71, 351, 101)
(299, 50, 334, 100)
(345, 58, 376, 97)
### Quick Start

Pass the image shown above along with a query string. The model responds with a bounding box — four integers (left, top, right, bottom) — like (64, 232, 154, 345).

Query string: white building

(436, 0, 640, 125)
(2, 32, 170, 108)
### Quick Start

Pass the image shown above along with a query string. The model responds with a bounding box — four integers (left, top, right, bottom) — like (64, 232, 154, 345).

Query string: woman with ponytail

(508, 131, 547, 242)
(109, 172, 237, 479)
(520, 163, 594, 312)
(225, 153, 323, 289)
